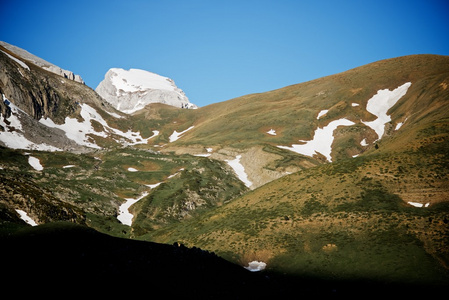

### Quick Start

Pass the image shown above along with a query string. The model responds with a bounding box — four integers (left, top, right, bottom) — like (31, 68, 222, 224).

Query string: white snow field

(0, 95, 61, 151)
(278, 83, 411, 161)
(362, 82, 411, 140)
(317, 109, 329, 119)
(117, 192, 149, 226)
(39, 103, 150, 148)
(278, 118, 355, 162)
(146, 182, 162, 189)
(1, 50, 30, 71)
(408, 201, 430, 208)
(111, 68, 181, 95)
(267, 129, 277, 135)
(15, 209, 38, 226)
(169, 126, 195, 142)
(225, 155, 253, 188)
(395, 118, 407, 130)
(28, 156, 43, 171)
(244, 261, 267, 272)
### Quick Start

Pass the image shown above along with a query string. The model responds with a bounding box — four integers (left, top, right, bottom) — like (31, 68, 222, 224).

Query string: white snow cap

(95, 68, 197, 114)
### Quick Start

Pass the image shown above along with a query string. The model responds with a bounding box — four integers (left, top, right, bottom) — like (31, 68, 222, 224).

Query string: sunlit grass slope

(137, 54, 449, 287)
(140, 55, 449, 153)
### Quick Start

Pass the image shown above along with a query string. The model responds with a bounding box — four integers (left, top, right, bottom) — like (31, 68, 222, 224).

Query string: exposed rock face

(44, 65, 84, 83)
(0, 45, 115, 152)
(0, 41, 85, 84)
(95, 68, 197, 114)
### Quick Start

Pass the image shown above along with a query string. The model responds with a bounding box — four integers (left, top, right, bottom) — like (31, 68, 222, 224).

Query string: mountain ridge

(0, 41, 84, 84)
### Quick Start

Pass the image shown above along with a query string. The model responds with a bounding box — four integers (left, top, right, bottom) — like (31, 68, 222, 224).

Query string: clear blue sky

(1, 0, 448, 107)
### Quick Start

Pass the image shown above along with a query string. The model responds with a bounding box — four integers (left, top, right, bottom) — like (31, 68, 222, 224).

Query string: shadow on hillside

(1, 222, 447, 298)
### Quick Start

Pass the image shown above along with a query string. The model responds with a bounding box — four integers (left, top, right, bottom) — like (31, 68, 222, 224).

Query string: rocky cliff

(0, 41, 84, 84)
(0, 44, 123, 152)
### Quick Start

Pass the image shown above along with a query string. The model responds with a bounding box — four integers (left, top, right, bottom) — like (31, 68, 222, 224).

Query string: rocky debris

(0, 173, 86, 225)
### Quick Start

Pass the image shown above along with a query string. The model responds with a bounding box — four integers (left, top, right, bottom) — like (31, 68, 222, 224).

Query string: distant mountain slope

(157, 54, 448, 151)
(137, 54, 449, 188)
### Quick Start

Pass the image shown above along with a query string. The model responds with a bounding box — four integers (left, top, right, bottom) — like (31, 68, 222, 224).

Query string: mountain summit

(95, 68, 197, 114)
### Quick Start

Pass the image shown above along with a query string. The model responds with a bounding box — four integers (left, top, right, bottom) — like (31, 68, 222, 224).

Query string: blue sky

(1, 0, 448, 107)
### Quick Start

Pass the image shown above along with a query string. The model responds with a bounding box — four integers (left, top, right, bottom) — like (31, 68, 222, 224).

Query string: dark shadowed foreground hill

(1, 222, 447, 298)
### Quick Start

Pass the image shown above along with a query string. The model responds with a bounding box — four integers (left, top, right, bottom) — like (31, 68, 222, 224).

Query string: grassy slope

(138, 54, 449, 287)
(143, 139, 449, 286)
(0, 146, 248, 238)
(1, 54, 448, 290)
(152, 55, 449, 150)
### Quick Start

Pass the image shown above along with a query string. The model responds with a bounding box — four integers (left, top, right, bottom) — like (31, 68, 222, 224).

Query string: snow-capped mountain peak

(95, 68, 197, 114)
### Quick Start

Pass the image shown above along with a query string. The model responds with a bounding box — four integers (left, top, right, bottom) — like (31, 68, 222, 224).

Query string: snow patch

(278, 118, 355, 162)
(1, 50, 30, 71)
(28, 156, 43, 171)
(362, 82, 411, 140)
(127, 167, 138, 172)
(194, 147, 213, 157)
(169, 126, 194, 142)
(168, 168, 184, 179)
(105, 110, 124, 119)
(225, 155, 252, 188)
(395, 118, 407, 130)
(194, 153, 211, 157)
(317, 109, 329, 119)
(360, 138, 368, 146)
(149, 130, 159, 139)
(146, 182, 162, 189)
(117, 192, 149, 226)
(267, 129, 277, 135)
(244, 261, 266, 272)
(15, 209, 37, 226)
(0, 96, 61, 151)
(63, 165, 75, 169)
(408, 202, 430, 208)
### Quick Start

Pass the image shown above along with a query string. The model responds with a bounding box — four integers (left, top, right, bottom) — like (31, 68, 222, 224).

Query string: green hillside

(133, 54, 449, 287)
(151, 55, 449, 149)
(1, 53, 448, 292)
(142, 138, 449, 287)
